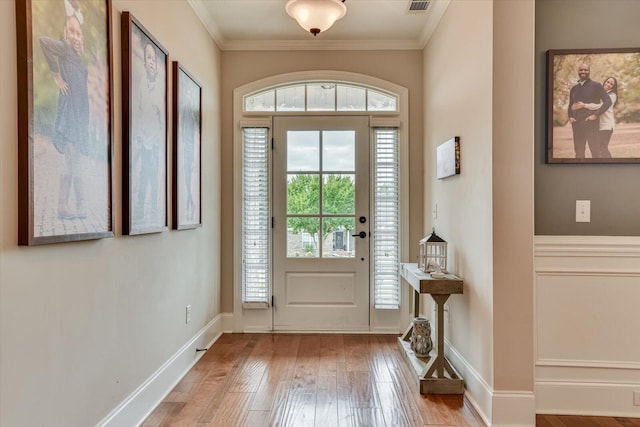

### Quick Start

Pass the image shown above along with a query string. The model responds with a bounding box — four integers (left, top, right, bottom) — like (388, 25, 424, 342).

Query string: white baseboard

(445, 340, 536, 426)
(371, 326, 402, 334)
(444, 339, 493, 425)
(492, 392, 536, 426)
(96, 315, 224, 427)
(221, 312, 234, 333)
(536, 381, 640, 418)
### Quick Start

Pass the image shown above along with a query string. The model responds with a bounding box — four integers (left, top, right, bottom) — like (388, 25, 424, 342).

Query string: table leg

(402, 289, 421, 342)
(424, 294, 450, 378)
(433, 294, 449, 377)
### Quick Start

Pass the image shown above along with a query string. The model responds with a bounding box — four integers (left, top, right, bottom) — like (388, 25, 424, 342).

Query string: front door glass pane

(322, 217, 355, 258)
(287, 217, 319, 258)
(322, 174, 355, 215)
(287, 131, 319, 171)
(322, 131, 355, 171)
(287, 174, 319, 215)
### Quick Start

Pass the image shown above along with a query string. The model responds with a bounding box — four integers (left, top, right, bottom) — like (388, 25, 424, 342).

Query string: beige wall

(0, 1, 221, 426)
(424, 0, 535, 422)
(220, 50, 424, 312)
(424, 0, 495, 389)
(492, 0, 534, 393)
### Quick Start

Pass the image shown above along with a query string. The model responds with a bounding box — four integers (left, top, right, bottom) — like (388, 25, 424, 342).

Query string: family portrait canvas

(122, 12, 168, 235)
(172, 62, 202, 230)
(16, 0, 114, 245)
(547, 48, 640, 163)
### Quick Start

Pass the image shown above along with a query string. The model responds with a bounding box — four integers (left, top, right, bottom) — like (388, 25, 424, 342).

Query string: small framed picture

(172, 62, 202, 230)
(546, 48, 640, 163)
(121, 12, 168, 235)
(16, 0, 115, 245)
(436, 136, 460, 179)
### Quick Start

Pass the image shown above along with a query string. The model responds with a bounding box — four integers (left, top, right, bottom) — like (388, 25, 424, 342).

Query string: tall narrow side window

(373, 128, 400, 309)
(242, 128, 270, 304)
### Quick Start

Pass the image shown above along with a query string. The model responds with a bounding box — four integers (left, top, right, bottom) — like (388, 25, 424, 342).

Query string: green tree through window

(287, 174, 355, 252)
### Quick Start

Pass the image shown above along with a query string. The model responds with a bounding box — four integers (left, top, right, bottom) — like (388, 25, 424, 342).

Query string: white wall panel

(535, 236, 640, 416)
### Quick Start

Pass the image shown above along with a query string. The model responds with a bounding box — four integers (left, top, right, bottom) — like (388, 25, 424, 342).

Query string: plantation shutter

(242, 127, 270, 304)
(373, 128, 400, 309)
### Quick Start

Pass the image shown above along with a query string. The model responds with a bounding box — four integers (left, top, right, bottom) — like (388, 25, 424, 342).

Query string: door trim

(233, 71, 410, 333)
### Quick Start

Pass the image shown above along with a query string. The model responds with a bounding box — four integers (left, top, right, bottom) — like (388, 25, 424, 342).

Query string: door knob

(352, 231, 367, 239)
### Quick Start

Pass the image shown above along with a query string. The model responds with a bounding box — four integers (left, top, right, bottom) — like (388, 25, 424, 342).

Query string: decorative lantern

(410, 317, 433, 357)
(418, 228, 447, 273)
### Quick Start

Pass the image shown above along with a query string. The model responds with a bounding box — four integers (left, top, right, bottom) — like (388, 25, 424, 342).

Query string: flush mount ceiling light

(285, 0, 347, 37)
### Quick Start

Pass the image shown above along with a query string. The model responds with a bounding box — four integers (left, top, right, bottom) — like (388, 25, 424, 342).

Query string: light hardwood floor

(142, 333, 640, 427)
(536, 415, 640, 427)
(142, 333, 485, 426)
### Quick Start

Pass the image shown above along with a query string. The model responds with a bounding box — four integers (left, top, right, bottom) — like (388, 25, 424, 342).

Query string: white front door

(273, 116, 370, 331)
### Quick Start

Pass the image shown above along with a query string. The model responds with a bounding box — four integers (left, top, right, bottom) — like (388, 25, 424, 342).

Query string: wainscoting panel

(535, 236, 640, 417)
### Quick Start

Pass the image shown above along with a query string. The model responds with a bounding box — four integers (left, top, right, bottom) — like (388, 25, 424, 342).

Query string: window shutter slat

(242, 128, 270, 304)
(373, 128, 400, 309)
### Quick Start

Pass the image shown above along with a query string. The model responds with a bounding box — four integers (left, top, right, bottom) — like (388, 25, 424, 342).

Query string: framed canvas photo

(436, 136, 460, 179)
(172, 62, 202, 230)
(547, 48, 640, 163)
(121, 12, 168, 235)
(16, 0, 114, 245)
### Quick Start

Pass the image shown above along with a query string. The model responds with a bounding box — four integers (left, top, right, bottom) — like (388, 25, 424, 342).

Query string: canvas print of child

(33, 0, 111, 239)
(129, 25, 167, 234)
(177, 69, 200, 227)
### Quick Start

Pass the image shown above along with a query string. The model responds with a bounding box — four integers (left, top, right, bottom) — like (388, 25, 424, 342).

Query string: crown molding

(221, 39, 424, 51)
(188, 0, 450, 51)
(188, 0, 225, 50)
(418, 0, 450, 47)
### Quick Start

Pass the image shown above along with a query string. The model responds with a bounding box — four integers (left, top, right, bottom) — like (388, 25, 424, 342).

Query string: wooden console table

(398, 263, 464, 394)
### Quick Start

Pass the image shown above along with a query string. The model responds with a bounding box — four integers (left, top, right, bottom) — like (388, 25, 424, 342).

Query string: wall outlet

(432, 203, 438, 220)
(634, 390, 640, 406)
(185, 305, 191, 324)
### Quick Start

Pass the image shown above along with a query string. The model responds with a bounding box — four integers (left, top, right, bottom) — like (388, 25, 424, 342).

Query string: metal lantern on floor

(418, 228, 447, 273)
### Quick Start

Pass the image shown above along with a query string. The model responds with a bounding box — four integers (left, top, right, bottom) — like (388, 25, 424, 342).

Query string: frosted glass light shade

(285, 0, 347, 36)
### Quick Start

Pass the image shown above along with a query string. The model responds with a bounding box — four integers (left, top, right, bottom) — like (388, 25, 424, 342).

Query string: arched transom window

(244, 82, 398, 113)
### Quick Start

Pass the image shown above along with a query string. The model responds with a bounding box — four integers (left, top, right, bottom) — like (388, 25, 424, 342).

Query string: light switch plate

(576, 200, 590, 222)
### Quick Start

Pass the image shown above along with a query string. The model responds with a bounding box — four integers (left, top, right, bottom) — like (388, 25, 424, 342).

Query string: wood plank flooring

(142, 334, 485, 426)
(142, 333, 640, 427)
(536, 415, 640, 427)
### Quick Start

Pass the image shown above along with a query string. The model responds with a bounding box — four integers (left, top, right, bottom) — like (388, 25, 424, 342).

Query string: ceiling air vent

(407, 0, 430, 13)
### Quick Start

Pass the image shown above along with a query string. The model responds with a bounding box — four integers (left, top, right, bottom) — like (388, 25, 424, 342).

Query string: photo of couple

(547, 49, 640, 163)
